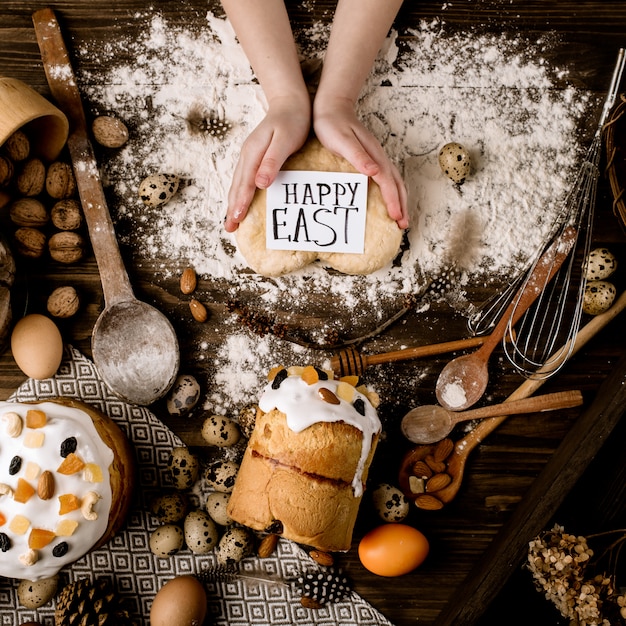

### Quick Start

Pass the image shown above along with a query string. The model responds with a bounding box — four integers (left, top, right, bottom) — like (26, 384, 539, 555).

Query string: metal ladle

(34, 9, 180, 405)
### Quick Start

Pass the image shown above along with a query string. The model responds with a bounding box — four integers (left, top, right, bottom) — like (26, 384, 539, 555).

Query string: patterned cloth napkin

(0, 345, 394, 626)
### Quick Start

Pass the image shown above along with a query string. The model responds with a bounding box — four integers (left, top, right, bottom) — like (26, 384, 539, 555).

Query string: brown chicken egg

(150, 575, 207, 626)
(10, 313, 63, 379)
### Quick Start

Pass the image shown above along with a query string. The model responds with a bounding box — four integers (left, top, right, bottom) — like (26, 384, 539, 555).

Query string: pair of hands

(223, 95, 409, 233)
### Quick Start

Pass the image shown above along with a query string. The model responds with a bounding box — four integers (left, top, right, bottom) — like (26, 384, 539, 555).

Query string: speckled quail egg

(150, 492, 189, 523)
(205, 491, 234, 526)
(149, 524, 184, 557)
(184, 509, 220, 554)
(438, 142, 471, 184)
(138, 173, 180, 207)
(371, 483, 410, 523)
(215, 526, 255, 565)
(201, 414, 241, 447)
(237, 405, 257, 439)
(585, 247, 618, 281)
(204, 460, 240, 493)
(166, 374, 201, 416)
(17, 575, 59, 609)
(167, 446, 200, 490)
(583, 280, 617, 315)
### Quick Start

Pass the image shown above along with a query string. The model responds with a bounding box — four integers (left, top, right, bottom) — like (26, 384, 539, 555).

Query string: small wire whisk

(501, 48, 626, 379)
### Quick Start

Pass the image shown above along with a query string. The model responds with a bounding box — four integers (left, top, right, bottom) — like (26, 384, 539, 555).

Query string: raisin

(8, 456, 22, 475)
(265, 520, 283, 535)
(314, 367, 329, 380)
(0, 533, 11, 552)
(60, 436, 77, 458)
(52, 541, 69, 557)
(353, 398, 366, 416)
(271, 368, 288, 389)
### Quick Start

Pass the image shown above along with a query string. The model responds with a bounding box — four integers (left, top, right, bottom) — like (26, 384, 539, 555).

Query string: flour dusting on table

(76, 10, 593, 410)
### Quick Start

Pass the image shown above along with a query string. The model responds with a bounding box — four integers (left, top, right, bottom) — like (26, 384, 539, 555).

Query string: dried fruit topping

(271, 368, 288, 390)
(8, 455, 22, 475)
(52, 541, 69, 557)
(336, 382, 355, 403)
(14, 478, 36, 503)
(353, 398, 366, 415)
(301, 365, 320, 385)
(264, 520, 284, 535)
(60, 436, 78, 458)
(58, 493, 81, 515)
(28, 528, 56, 549)
(57, 452, 85, 475)
(318, 387, 340, 405)
(0, 532, 10, 551)
(25, 409, 47, 428)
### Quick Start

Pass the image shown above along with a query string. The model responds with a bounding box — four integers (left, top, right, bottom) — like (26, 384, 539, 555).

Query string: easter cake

(227, 366, 381, 552)
(0, 397, 134, 581)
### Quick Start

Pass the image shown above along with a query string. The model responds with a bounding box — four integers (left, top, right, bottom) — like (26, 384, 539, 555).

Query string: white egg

(583, 280, 616, 315)
(438, 142, 471, 184)
(138, 173, 180, 207)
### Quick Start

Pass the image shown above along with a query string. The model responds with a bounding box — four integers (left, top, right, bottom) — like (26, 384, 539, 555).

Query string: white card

(266, 170, 368, 253)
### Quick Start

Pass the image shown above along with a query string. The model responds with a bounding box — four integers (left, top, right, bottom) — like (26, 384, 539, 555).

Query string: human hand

(224, 96, 311, 232)
(313, 96, 408, 229)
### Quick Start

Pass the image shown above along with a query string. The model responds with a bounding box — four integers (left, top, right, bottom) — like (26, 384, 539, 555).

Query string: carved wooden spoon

(401, 389, 583, 444)
(399, 289, 626, 509)
(435, 226, 577, 411)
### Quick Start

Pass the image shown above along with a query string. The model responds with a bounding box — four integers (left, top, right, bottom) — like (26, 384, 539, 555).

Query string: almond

(301, 596, 323, 610)
(180, 267, 197, 294)
(433, 438, 455, 463)
(189, 298, 208, 322)
(412, 460, 433, 479)
(309, 549, 334, 567)
(425, 454, 447, 474)
(37, 470, 54, 500)
(426, 472, 452, 492)
(257, 533, 279, 558)
(414, 494, 444, 511)
(318, 387, 340, 405)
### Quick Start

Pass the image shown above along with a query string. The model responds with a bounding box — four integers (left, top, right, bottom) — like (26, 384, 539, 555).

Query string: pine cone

(55, 577, 132, 626)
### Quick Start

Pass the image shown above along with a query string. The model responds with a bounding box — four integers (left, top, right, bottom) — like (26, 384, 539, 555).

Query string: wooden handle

(477, 225, 577, 357)
(454, 389, 583, 424)
(32, 8, 134, 307)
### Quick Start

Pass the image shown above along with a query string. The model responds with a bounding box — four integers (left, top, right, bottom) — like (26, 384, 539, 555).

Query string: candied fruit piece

(14, 478, 36, 503)
(9, 514, 30, 535)
(267, 366, 285, 381)
(23, 430, 45, 448)
(24, 462, 41, 480)
(28, 528, 56, 549)
(56, 519, 79, 536)
(83, 463, 104, 483)
(301, 365, 319, 385)
(287, 365, 305, 377)
(58, 493, 81, 515)
(336, 381, 356, 403)
(25, 409, 47, 428)
(0, 512, 6, 526)
(57, 452, 85, 475)
(339, 375, 359, 387)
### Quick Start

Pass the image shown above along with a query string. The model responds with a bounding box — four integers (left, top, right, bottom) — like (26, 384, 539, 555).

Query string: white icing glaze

(0, 401, 114, 581)
(258, 374, 381, 497)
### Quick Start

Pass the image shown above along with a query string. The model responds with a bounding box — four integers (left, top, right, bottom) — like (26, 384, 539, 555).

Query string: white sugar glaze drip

(258, 375, 381, 497)
(0, 401, 114, 581)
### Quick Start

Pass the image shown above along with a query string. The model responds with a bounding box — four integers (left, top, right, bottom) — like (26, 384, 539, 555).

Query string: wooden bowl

(0, 76, 68, 161)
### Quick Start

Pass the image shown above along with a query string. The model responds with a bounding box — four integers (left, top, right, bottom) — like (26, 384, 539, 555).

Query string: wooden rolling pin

(331, 335, 489, 377)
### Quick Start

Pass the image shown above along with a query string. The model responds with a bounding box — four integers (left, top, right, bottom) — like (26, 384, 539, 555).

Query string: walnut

(0, 155, 14, 188)
(13, 227, 46, 258)
(47, 286, 80, 318)
(45, 161, 76, 199)
(91, 115, 129, 148)
(9, 198, 49, 228)
(48, 231, 86, 264)
(51, 198, 83, 230)
(2, 129, 30, 161)
(16, 158, 46, 196)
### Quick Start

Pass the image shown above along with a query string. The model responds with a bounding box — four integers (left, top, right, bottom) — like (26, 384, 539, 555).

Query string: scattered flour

(75, 10, 594, 410)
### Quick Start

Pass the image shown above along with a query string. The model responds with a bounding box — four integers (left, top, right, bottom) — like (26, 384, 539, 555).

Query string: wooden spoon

(400, 289, 626, 508)
(435, 225, 577, 411)
(33, 9, 180, 406)
(401, 389, 583, 444)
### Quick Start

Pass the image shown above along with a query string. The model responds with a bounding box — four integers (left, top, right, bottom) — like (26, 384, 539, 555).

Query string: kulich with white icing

(0, 400, 124, 581)
(228, 366, 381, 552)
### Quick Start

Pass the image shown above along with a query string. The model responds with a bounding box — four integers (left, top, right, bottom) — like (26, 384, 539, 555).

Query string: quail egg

(583, 280, 616, 315)
(150, 492, 189, 524)
(167, 447, 200, 490)
(438, 142, 471, 184)
(149, 524, 184, 557)
(204, 460, 239, 493)
(585, 247, 618, 281)
(371, 483, 410, 523)
(17, 575, 59, 609)
(215, 526, 255, 565)
(205, 491, 234, 526)
(166, 374, 201, 416)
(201, 414, 241, 447)
(138, 173, 180, 207)
(183, 509, 219, 554)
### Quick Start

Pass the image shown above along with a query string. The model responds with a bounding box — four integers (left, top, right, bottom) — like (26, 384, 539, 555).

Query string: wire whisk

(500, 48, 626, 379)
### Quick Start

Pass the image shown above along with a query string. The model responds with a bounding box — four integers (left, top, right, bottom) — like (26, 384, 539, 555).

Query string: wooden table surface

(2, 2, 626, 625)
